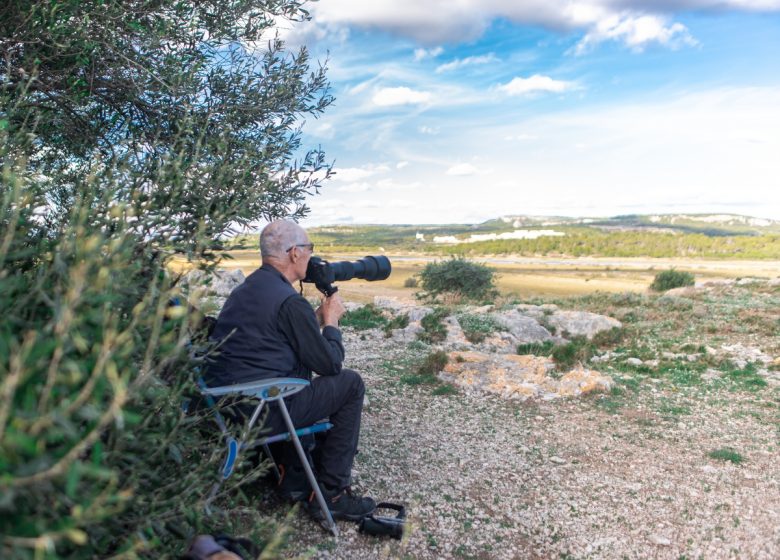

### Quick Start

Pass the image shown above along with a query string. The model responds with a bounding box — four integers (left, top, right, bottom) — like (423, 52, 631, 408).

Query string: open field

(227, 279, 780, 559)
(181, 250, 780, 303)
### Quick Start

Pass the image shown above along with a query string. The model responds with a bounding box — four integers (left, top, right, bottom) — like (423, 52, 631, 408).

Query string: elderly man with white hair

(205, 220, 375, 521)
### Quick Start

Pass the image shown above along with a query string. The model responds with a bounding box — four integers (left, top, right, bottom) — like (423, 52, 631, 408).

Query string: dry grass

(174, 251, 778, 303)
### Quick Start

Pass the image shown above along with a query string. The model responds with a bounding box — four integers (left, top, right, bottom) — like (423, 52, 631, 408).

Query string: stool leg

(277, 398, 339, 537)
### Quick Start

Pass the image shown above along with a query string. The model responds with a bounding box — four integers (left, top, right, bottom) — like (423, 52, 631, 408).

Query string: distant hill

(495, 213, 780, 236)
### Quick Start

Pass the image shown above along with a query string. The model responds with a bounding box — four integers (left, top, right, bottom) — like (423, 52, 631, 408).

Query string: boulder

(439, 351, 612, 401)
(545, 310, 622, 340)
(491, 310, 555, 343)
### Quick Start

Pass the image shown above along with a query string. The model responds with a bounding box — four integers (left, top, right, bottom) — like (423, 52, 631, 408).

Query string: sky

(272, 1, 780, 226)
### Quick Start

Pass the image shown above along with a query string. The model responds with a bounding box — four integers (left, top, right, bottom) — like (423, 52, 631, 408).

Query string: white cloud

(396, 161, 410, 169)
(331, 164, 389, 182)
(498, 74, 575, 96)
(372, 87, 433, 106)
(418, 125, 440, 135)
(446, 163, 479, 176)
(574, 14, 697, 54)
(308, 1, 780, 51)
(413, 46, 444, 61)
(435, 54, 498, 73)
(336, 182, 372, 193)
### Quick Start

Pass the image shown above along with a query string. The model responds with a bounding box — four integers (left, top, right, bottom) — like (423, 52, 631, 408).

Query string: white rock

(546, 310, 622, 340)
(648, 534, 672, 546)
(550, 456, 567, 465)
(625, 357, 643, 366)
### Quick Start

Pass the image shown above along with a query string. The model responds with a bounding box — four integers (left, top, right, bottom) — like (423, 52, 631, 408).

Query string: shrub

(403, 276, 419, 288)
(707, 448, 744, 465)
(517, 341, 556, 356)
(340, 304, 387, 330)
(457, 313, 504, 344)
(384, 313, 410, 336)
(551, 337, 595, 370)
(418, 308, 449, 344)
(418, 258, 497, 302)
(401, 350, 448, 386)
(651, 269, 695, 292)
(1, 1, 333, 556)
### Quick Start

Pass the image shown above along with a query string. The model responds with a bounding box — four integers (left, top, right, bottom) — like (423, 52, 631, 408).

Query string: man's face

(290, 236, 314, 281)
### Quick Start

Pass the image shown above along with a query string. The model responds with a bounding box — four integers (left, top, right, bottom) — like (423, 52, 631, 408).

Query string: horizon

(270, 1, 780, 226)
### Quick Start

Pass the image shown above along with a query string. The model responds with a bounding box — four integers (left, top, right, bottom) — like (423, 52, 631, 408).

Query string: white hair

(260, 220, 307, 258)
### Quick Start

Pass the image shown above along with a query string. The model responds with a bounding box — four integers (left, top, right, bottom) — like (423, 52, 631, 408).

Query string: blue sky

(271, 1, 780, 225)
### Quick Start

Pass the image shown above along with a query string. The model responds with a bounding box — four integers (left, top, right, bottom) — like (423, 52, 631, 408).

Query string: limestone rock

(373, 296, 405, 312)
(407, 306, 433, 322)
(440, 351, 612, 401)
(545, 310, 622, 340)
(184, 268, 246, 313)
(557, 366, 614, 397)
(492, 310, 555, 343)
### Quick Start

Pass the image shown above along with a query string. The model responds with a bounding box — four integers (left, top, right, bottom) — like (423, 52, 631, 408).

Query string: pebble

(648, 534, 672, 546)
(550, 456, 567, 465)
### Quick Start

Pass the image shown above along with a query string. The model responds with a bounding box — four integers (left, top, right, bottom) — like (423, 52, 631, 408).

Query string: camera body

(303, 255, 391, 296)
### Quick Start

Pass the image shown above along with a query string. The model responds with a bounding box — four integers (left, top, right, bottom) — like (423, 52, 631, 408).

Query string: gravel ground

(245, 323, 779, 560)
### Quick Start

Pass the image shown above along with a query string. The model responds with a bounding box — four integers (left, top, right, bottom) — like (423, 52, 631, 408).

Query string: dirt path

(256, 328, 779, 559)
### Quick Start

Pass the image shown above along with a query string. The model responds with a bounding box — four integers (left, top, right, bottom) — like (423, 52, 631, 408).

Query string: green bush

(384, 314, 410, 336)
(651, 269, 695, 292)
(1, 1, 333, 556)
(517, 341, 556, 356)
(341, 304, 387, 330)
(707, 448, 744, 464)
(403, 276, 419, 288)
(419, 309, 449, 344)
(400, 350, 448, 386)
(457, 313, 504, 344)
(418, 258, 497, 301)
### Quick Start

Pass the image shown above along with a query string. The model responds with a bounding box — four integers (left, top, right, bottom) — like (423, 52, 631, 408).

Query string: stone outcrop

(439, 351, 613, 401)
(183, 268, 246, 311)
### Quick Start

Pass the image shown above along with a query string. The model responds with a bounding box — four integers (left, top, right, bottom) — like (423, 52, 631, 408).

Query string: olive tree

(1, 1, 332, 556)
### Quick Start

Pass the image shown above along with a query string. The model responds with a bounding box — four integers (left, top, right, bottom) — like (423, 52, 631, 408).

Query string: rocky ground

(205, 276, 780, 559)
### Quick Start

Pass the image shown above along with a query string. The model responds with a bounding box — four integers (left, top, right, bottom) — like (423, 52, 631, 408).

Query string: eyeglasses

(286, 243, 314, 253)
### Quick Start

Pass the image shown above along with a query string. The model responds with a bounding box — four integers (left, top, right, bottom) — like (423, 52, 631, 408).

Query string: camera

(358, 503, 406, 539)
(303, 255, 392, 296)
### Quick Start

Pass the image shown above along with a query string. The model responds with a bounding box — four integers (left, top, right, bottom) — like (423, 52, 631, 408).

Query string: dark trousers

(264, 368, 365, 490)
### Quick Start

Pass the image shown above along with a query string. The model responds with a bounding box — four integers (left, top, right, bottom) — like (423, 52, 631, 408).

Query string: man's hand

(317, 293, 346, 328)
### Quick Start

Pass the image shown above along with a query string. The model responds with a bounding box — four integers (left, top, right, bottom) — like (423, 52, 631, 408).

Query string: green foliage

(551, 337, 595, 370)
(1, 1, 332, 556)
(384, 314, 410, 336)
(340, 304, 387, 330)
(708, 448, 744, 465)
(400, 350, 448, 386)
(432, 384, 458, 396)
(307, 223, 780, 260)
(517, 341, 556, 356)
(720, 362, 768, 391)
(418, 258, 497, 302)
(419, 309, 449, 344)
(457, 313, 504, 344)
(651, 269, 696, 292)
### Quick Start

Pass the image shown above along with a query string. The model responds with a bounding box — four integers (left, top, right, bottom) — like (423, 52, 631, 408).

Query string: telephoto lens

(329, 255, 391, 283)
(303, 255, 392, 296)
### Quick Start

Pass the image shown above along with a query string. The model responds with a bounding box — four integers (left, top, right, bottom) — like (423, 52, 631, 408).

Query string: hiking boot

(277, 464, 310, 503)
(308, 486, 376, 522)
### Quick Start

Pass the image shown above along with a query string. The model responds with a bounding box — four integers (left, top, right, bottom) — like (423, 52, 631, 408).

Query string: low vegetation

(400, 350, 449, 386)
(651, 269, 696, 291)
(418, 258, 497, 302)
(419, 308, 449, 344)
(457, 313, 505, 344)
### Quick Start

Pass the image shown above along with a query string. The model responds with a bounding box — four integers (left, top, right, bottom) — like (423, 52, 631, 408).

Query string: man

(204, 220, 375, 521)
